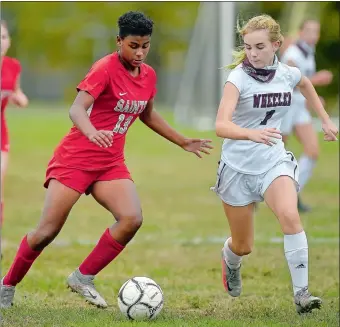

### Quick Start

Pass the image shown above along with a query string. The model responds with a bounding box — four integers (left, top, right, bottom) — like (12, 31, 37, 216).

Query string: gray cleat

(0, 278, 15, 309)
(294, 286, 322, 314)
(67, 269, 108, 308)
(221, 250, 242, 297)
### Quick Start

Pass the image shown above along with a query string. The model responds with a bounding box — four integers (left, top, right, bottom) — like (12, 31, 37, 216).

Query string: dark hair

(118, 11, 153, 39)
(299, 19, 319, 30)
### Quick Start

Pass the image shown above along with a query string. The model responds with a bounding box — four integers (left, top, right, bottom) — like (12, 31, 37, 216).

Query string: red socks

(3, 229, 125, 286)
(3, 235, 42, 286)
(79, 228, 125, 276)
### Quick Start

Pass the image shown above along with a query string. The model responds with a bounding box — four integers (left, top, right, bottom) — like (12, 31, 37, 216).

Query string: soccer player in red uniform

(0, 12, 212, 309)
(1, 20, 29, 227)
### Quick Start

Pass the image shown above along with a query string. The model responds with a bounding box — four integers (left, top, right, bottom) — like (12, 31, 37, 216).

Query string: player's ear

(116, 35, 123, 47)
(272, 41, 280, 52)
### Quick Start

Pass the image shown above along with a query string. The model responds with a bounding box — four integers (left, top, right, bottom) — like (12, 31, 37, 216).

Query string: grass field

(1, 104, 339, 327)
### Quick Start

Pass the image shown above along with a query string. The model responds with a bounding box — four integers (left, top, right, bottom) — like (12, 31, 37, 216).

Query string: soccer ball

(117, 276, 164, 321)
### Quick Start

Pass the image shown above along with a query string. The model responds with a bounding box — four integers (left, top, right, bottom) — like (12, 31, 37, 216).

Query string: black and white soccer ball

(117, 276, 164, 321)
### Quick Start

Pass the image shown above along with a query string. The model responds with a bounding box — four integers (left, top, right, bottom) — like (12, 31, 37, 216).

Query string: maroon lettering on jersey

(253, 92, 291, 109)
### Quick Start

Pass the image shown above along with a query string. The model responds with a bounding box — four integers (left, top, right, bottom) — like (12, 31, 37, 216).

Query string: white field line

(3, 235, 337, 249)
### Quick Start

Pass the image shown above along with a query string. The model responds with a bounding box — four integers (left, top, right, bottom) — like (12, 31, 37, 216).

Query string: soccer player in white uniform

(211, 15, 338, 314)
(280, 20, 333, 212)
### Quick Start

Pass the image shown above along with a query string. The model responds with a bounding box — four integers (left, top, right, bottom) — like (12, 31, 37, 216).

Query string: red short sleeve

(12, 59, 21, 75)
(8, 58, 21, 81)
(77, 63, 109, 100)
(150, 86, 157, 100)
(149, 68, 157, 100)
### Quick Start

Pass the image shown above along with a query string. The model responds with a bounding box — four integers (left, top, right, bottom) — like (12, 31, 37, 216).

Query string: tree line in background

(3, 1, 339, 110)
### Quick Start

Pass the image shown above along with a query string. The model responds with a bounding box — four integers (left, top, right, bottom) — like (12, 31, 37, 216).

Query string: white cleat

(0, 278, 15, 309)
(67, 269, 108, 308)
(294, 286, 322, 314)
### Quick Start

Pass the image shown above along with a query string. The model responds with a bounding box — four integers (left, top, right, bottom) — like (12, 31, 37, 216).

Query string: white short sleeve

(226, 68, 244, 94)
(288, 66, 302, 88)
(281, 46, 304, 68)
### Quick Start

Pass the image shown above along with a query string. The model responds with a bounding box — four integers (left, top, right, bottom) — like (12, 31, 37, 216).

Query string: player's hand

(181, 138, 213, 158)
(316, 70, 333, 85)
(87, 130, 113, 148)
(247, 128, 282, 146)
(9, 91, 29, 107)
(322, 119, 338, 141)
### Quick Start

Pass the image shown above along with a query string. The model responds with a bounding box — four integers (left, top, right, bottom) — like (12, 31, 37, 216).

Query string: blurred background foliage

(2, 1, 339, 112)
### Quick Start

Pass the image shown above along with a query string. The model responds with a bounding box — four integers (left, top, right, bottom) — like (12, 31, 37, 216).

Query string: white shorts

(211, 152, 299, 207)
(281, 105, 312, 135)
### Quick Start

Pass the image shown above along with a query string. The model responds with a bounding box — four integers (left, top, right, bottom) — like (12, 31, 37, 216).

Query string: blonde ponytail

(226, 48, 247, 70)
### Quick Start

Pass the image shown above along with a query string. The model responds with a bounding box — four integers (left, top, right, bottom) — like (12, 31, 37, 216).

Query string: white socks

(298, 155, 316, 191)
(284, 231, 308, 295)
(223, 238, 242, 269)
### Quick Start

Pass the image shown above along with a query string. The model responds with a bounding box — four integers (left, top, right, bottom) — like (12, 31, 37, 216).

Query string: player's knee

(28, 227, 60, 250)
(304, 145, 319, 160)
(120, 212, 143, 232)
(278, 209, 302, 234)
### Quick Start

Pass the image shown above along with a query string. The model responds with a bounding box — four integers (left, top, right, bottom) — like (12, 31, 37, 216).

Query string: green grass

(1, 103, 339, 326)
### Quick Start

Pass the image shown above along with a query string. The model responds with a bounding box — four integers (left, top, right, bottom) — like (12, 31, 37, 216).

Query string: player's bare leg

(0, 151, 9, 228)
(294, 123, 319, 213)
(264, 176, 322, 314)
(93, 179, 143, 245)
(221, 202, 255, 297)
(0, 179, 81, 308)
(282, 135, 289, 144)
(68, 179, 142, 308)
(1, 151, 9, 261)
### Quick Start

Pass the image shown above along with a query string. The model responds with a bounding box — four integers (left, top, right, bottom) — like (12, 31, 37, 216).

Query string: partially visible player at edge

(0, 11, 212, 309)
(1, 20, 29, 229)
(211, 15, 337, 314)
(280, 19, 333, 212)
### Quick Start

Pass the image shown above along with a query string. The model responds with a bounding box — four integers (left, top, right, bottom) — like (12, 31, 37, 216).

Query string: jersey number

(113, 114, 133, 134)
(260, 110, 276, 125)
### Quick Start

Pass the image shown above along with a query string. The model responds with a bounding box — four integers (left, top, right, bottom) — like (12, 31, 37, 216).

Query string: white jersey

(221, 62, 302, 174)
(281, 41, 316, 107)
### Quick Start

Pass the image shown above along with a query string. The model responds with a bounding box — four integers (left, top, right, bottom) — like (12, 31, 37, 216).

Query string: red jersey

(1, 56, 21, 152)
(54, 52, 157, 170)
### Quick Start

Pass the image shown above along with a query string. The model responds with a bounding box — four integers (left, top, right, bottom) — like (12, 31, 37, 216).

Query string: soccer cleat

(221, 250, 242, 297)
(294, 286, 322, 314)
(0, 278, 15, 309)
(67, 269, 108, 308)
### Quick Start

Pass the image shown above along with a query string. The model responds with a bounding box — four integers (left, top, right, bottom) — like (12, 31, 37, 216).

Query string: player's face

(300, 21, 320, 46)
(117, 35, 151, 68)
(243, 30, 280, 69)
(1, 24, 10, 57)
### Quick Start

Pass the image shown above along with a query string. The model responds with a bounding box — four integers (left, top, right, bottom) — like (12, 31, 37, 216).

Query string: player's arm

(285, 59, 332, 86)
(69, 91, 112, 148)
(308, 70, 333, 86)
(139, 98, 188, 147)
(296, 76, 330, 122)
(297, 76, 338, 140)
(215, 83, 250, 140)
(139, 99, 212, 157)
(10, 74, 29, 107)
(215, 83, 281, 146)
